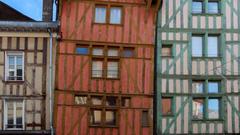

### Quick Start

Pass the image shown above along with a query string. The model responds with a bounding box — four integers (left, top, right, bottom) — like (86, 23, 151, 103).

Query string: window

(192, 0, 220, 14)
(161, 45, 173, 57)
(76, 46, 89, 55)
(121, 97, 131, 107)
(94, 6, 107, 23)
(192, 34, 220, 57)
(123, 47, 134, 57)
(91, 46, 120, 79)
(162, 97, 173, 116)
(192, 1, 203, 13)
(94, 5, 122, 24)
(141, 111, 149, 127)
(5, 52, 24, 81)
(4, 100, 24, 130)
(192, 80, 221, 120)
(90, 95, 118, 127)
(75, 95, 88, 105)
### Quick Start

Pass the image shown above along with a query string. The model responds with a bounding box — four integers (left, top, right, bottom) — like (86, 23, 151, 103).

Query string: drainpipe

(48, 28, 54, 135)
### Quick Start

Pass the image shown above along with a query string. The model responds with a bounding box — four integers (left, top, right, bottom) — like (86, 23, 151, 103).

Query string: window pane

(208, 36, 218, 57)
(107, 61, 118, 78)
(75, 96, 87, 105)
(105, 110, 116, 126)
(110, 7, 121, 24)
(162, 97, 172, 115)
(192, 1, 203, 13)
(92, 48, 104, 56)
(95, 7, 106, 23)
(16, 69, 23, 80)
(91, 96, 102, 105)
(8, 71, 15, 80)
(76, 47, 88, 55)
(141, 111, 149, 127)
(208, 2, 219, 13)
(162, 46, 172, 56)
(8, 56, 14, 66)
(106, 97, 117, 106)
(208, 99, 219, 119)
(17, 56, 22, 66)
(108, 49, 118, 57)
(193, 99, 204, 119)
(16, 102, 23, 128)
(192, 81, 204, 93)
(92, 61, 103, 77)
(123, 48, 134, 57)
(90, 110, 102, 125)
(7, 102, 14, 128)
(192, 36, 203, 57)
(208, 81, 219, 93)
(121, 97, 130, 107)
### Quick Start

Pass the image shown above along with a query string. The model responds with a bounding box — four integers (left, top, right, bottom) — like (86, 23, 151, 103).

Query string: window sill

(91, 77, 120, 80)
(3, 80, 24, 84)
(93, 22, 123, 26)
(89, 125, 118, 128)
(162, 114, 174, 117)
(192, 13, 222, 16)
(161, 56, 174, 58)
(192, 56, 222, 60)
(192, 119, 224, 122)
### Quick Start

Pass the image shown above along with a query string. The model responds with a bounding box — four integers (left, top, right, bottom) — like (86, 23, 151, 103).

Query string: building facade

(156, 0, 240, 134)
(54, 0, 160, 134)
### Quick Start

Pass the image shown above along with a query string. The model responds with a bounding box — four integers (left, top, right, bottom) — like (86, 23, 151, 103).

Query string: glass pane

(7, 102, 14, 128)
(123, 48, 134, 57)
(162, 46, 172, 56)
(17, 69, 23, 80)
(208, 82, 219, 93)
(90, 110, 102, 125)
(76, 47, 88, 55)
(92, 48, 104, 56)
(16, 102, 23, 128)
(208, 36, 218, 57)
(91, 96, 102, 105)
(107, 62, 118, 78)
(192, 82, 204, 93)
(105, 110, 116, 125)
(141, 111, 149, 126)
(92, 61, 103, 77)
(110, 7, 121, 24)
(192, 99, 204, 119)
(192, 1, 203, 13)
(75, 96, 87, 105)
(17, 56, 22, 66)
(162, 98, 172, 115)
(95, 7, 106, 23)
(106, 97, 117, 106)
(208, 2, 219, 13)
(108, 49, 118, 57)
(208, 99, 219, 119)
(121, 97, 130, 107)
(8, 56, 14, 66)
(192, 36, 203, 57)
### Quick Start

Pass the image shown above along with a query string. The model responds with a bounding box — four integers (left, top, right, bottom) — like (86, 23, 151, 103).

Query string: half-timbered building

(54, 0, 160, 134)
(156, 0, 240, 134)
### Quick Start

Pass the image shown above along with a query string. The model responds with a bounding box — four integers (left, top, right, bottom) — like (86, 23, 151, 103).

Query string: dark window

(141, 111, 149, 127)
(76, 46, 88, 55)
(121, 97, 131, 107)
(106, 96, 117, 106)
(123, 47, 134, 57)
(162, 97, 173, 115)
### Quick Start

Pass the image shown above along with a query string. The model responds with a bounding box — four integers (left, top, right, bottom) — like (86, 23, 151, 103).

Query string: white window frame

(5, 52, 24, 81)
(4, 100, 25, 130)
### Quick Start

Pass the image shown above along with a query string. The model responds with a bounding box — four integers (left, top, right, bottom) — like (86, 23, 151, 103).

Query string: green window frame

(192, 80, 222, 120)
(192, 0, 221, 14)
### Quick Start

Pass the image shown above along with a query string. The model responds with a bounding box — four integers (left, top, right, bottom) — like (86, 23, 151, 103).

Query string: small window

(192, 36, 203, 57)
(141, 111, 149, 127)
(192, 81, 204, 93)
(110, 7, 122, 24)
(92, 48, 104, 56)
(76, 46, 88, 55)
(5, 52, 24, 81)
(123, 47, 134, 57)
(121, 97, 131, 107)
(208, 98, 220, 119)
(192, 1, 203, 13)
(90, 109, 102, 126)
(92, 60, 103, 78)
(4, 100, 24, 130)
(162, 97, 173, 115)
(91, 96, 103, 105)
(106, 96, 117, 106)
(107, 61, 118, 78)
(108, 48, 119, 57)
(105, 110, 117, 126)
(208, 81, 220, 93)
(75, 95, 87, 105)
(161, 45, 172, 57)
(208, 1, 219, 14)
(95, 6, 107, 23)
(192, 98, 204, 119)
(207, 36, 218, 57)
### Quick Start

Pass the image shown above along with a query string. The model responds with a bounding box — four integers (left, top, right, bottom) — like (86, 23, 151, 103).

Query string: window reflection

(208, 81, 219, 93)
(192, 99, 204, 119)
(192, 81, 204, 93)
(208, 99, 219, 119)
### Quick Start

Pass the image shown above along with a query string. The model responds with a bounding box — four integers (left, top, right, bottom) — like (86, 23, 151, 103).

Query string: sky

(1, 0, 56, 21)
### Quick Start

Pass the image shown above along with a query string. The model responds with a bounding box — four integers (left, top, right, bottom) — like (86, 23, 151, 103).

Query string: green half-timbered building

(155, 0, 240, 134)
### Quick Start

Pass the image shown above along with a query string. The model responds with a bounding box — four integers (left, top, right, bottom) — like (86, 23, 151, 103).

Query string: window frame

(192, 0, 221, 14)
(75, 45, 89, 55)
(141, 110, 150, 127)
(161, 44, 173, 57)
(122, 47, 135, 58)
(4, 100, 25, 130)
(5, 52, 24, 82)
